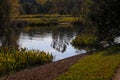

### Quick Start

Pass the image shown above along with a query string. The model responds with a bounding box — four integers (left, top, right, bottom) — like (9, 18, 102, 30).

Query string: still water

(0, 25, 86, 61)
(19, 25, 86, 61)
(0, 25, 119, 61)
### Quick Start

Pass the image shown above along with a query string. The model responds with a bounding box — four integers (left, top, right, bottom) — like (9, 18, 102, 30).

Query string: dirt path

(112, 66, 120, 80)
(2, 53, 88, 80)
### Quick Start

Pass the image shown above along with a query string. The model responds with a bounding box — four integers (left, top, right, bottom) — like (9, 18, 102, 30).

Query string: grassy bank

(12, 14, 77, 26)
(0, 48, 53, 77)
(56, 45, 120, 80)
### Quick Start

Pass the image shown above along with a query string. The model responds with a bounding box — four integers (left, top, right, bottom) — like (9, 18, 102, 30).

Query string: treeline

(11, 0, 81, 15)
(1, 0, 120, 45)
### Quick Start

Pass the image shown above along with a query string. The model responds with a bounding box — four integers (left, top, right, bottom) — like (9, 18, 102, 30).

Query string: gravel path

(2, 53, 88, 80)
(112, 66, 120, 80)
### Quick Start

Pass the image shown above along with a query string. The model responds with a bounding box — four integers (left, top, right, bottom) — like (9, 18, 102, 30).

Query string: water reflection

(0, 25, 85, 61)
(51, 26, 77, 53)
(0, 28, 20, 50)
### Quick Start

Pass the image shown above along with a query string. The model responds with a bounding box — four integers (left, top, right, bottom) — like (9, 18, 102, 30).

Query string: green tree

(83, 0, 120, 44)
(43, 0, 53, 13)
(0, 0, 11, 29)
(71, 0, 82, 23)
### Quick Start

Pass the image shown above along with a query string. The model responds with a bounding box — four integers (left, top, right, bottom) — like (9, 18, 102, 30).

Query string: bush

(105, 44, 120, 55)
(71, 35, 97, 50)
(0, 48, 53, 76)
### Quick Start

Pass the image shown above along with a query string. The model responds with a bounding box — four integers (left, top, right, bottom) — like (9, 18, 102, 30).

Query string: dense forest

(10, 0, 81, 15)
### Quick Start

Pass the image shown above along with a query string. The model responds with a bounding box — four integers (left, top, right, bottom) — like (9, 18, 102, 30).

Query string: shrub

(71, 35, 97, 50)
(0, 48, 53, 76)
(105, 44, 120, 55)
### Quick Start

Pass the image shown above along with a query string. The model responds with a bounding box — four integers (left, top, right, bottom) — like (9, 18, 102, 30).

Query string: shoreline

(1, 53, 88, 80)
(10, 19, 81, 27)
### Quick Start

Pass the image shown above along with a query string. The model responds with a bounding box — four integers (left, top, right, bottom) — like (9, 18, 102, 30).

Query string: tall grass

(0, 48, 53, 76)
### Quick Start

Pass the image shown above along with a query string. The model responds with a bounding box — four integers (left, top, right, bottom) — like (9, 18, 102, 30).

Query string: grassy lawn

(56, 45, 120, 80)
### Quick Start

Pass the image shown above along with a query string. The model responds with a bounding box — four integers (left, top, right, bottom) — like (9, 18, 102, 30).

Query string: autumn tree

(9, 0, 20, 16)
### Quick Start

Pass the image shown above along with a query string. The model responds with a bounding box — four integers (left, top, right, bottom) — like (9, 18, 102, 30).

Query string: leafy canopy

(83, 0, 120, 44)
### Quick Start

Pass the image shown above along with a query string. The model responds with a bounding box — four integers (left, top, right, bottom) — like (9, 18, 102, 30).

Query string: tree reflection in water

(51, 26, 80, 53)
(0, 27, 20, 50)
(21, 25, 81, 53)
(0, 25, 82, 53)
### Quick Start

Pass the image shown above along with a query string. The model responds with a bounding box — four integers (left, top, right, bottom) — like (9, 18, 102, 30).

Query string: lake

(0, 25, 86, 61)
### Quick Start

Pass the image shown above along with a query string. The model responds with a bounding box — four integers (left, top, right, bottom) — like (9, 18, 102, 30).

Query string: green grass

(59, 17, 76, 23)
(18, 18, 42, 23)
(0, 48, 53, 77)
(17, 18, 59, 26)
(17, 14, 72, 18)
(12, 14, 77, 26)
(56, 45, 120, 80)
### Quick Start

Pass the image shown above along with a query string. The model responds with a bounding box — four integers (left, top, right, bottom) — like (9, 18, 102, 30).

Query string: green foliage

(82, 0, 120, 43)
(56, 46, 120, 80)
(9, 0, 20, 16)
(105, 44, 120, 55)
(0, 0, 11, 28)
(71, 35, 97, 50)
(0, 48, 53, 76)
(12, 0, 82, 15)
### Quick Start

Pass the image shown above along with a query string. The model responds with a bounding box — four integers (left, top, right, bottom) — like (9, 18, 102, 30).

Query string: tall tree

(82, 0, 120, 44)
(9, 0, 20, 16)
(43, 0, 53, 13)
(0, 0, 11, 29)
(71, 0, 82, 22)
